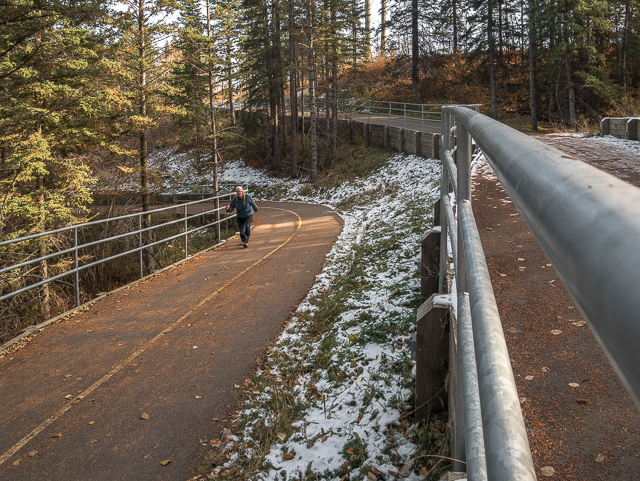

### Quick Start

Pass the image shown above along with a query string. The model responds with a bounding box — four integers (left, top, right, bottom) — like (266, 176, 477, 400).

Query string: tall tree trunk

(555, 73, 566, 126)
(364, 0, 371, 59)
(307, 1, 317, 182)
(300, 69, 304, 135)
(228, 76, 235, 125)
(452, 0, 458, 53)
(380, 0, 386, 55)
(36, 169, 50, 319)
(289, 0, 298, 176)
(192, 65, 202, 164)
(352, 1, 357, 67)
(226, 39, 235, 126)
(275, 5, 286, 155)
(488, 0, 498, 119)
(331, 0, 338, 164)
(498, 0, 504, 63)
(267, 1, 280, 167)
(139, 0, 153, 273)
(621, 0, 630, 89)
(528, 0, 537, 131)
(565, 55, 576, 130)
(411, 0, 419, 102)
(206, 0, 220, 242)
(325, 54, 330, 165)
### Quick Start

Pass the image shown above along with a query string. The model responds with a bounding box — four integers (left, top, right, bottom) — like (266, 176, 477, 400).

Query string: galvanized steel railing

(440, 106, 640, 480)
(338, 98, 481, 129)
(292, 95, 481, 133)
(0, 192, 238, 309)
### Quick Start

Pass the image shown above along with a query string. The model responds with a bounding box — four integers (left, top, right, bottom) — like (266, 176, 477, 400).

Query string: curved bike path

(0, 202, 342, 480)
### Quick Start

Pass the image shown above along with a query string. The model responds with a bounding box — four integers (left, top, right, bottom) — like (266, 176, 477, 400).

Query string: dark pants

(237, 215, 252, 243)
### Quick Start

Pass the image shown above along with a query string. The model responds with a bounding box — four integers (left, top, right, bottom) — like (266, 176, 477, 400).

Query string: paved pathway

(0, 202, 342, 480)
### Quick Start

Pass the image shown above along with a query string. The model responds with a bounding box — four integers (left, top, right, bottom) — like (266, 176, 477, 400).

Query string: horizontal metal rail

(0, 191, 242, 307)
(0, 195, 231, 248)
(439, 110, 536, 481)
(441, 106, 640, 480)
(290, 95, 481, 130)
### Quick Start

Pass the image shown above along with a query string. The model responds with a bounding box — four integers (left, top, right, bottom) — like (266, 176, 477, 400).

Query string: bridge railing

(0, 191, 242, 310)
(439, 106, 640, 480)
(292, 95, 480, 131)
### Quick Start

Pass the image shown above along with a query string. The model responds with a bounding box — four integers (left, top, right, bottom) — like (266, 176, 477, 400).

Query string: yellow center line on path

(0, 207, 302, 467)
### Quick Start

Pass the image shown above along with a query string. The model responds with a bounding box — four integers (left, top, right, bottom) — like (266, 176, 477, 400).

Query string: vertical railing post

(403, 103, 407, 135)
(422, 104, 425, 142)
(388, 102, 391, 128)
(138, 214, 143, 278)
(73, 227, 80, 307)
(184, 204, 189, 259)
(454, 121, 473, 472)
(439, 109, 449, 294)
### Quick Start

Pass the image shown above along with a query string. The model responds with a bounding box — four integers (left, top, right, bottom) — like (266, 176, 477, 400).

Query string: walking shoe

(242, 242, 248, 248)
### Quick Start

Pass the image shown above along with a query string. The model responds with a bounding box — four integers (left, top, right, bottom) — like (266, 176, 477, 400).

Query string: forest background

(1, 0, 639, 335)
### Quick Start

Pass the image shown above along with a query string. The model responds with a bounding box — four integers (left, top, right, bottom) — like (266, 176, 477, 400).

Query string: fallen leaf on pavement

(195, 395, 202, 399)
(595, 453, 606, 463)
(140, 413, 149, 420)
(28, 451, 38, 457)
(499, 273, 507, 277)
(540, 466, 555, 477)
(88, 421, 95, 425)
(160, 460, 171, 466)
(12, 459, 21, 466)
(569, 382, 580, 388)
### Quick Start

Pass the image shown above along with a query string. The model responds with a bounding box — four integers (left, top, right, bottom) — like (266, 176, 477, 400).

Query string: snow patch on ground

(213, 154, 444, 479)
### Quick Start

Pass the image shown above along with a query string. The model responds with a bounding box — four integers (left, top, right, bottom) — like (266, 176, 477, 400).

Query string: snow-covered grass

(202, 154, 451, 480)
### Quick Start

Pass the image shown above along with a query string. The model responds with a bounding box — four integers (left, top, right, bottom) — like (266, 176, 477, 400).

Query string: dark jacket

(228, 194, 258, 218)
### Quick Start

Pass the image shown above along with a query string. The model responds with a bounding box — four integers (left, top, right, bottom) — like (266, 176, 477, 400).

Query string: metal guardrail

(440, 106, 640, 480)
(292, 96, 480, 142)
(336, 98, 480, 130)
(0, 192, 240, 309)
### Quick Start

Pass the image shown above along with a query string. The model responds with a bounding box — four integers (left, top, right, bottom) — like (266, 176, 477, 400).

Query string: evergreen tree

(110, 0, 184, 273)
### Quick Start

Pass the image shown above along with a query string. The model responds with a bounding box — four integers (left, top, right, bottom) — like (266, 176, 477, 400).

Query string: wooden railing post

(416, 294, 450, 420)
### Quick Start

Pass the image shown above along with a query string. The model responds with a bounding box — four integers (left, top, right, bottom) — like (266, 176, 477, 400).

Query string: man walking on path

(226, 186, 259, 248)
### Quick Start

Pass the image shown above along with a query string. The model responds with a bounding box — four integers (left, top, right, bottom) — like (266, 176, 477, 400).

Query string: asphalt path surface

(0, 202, 342, 480)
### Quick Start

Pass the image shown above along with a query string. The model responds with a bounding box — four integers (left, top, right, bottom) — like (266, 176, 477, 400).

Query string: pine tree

(110, 0, 183, 273)
(0, 0, 118, 319)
